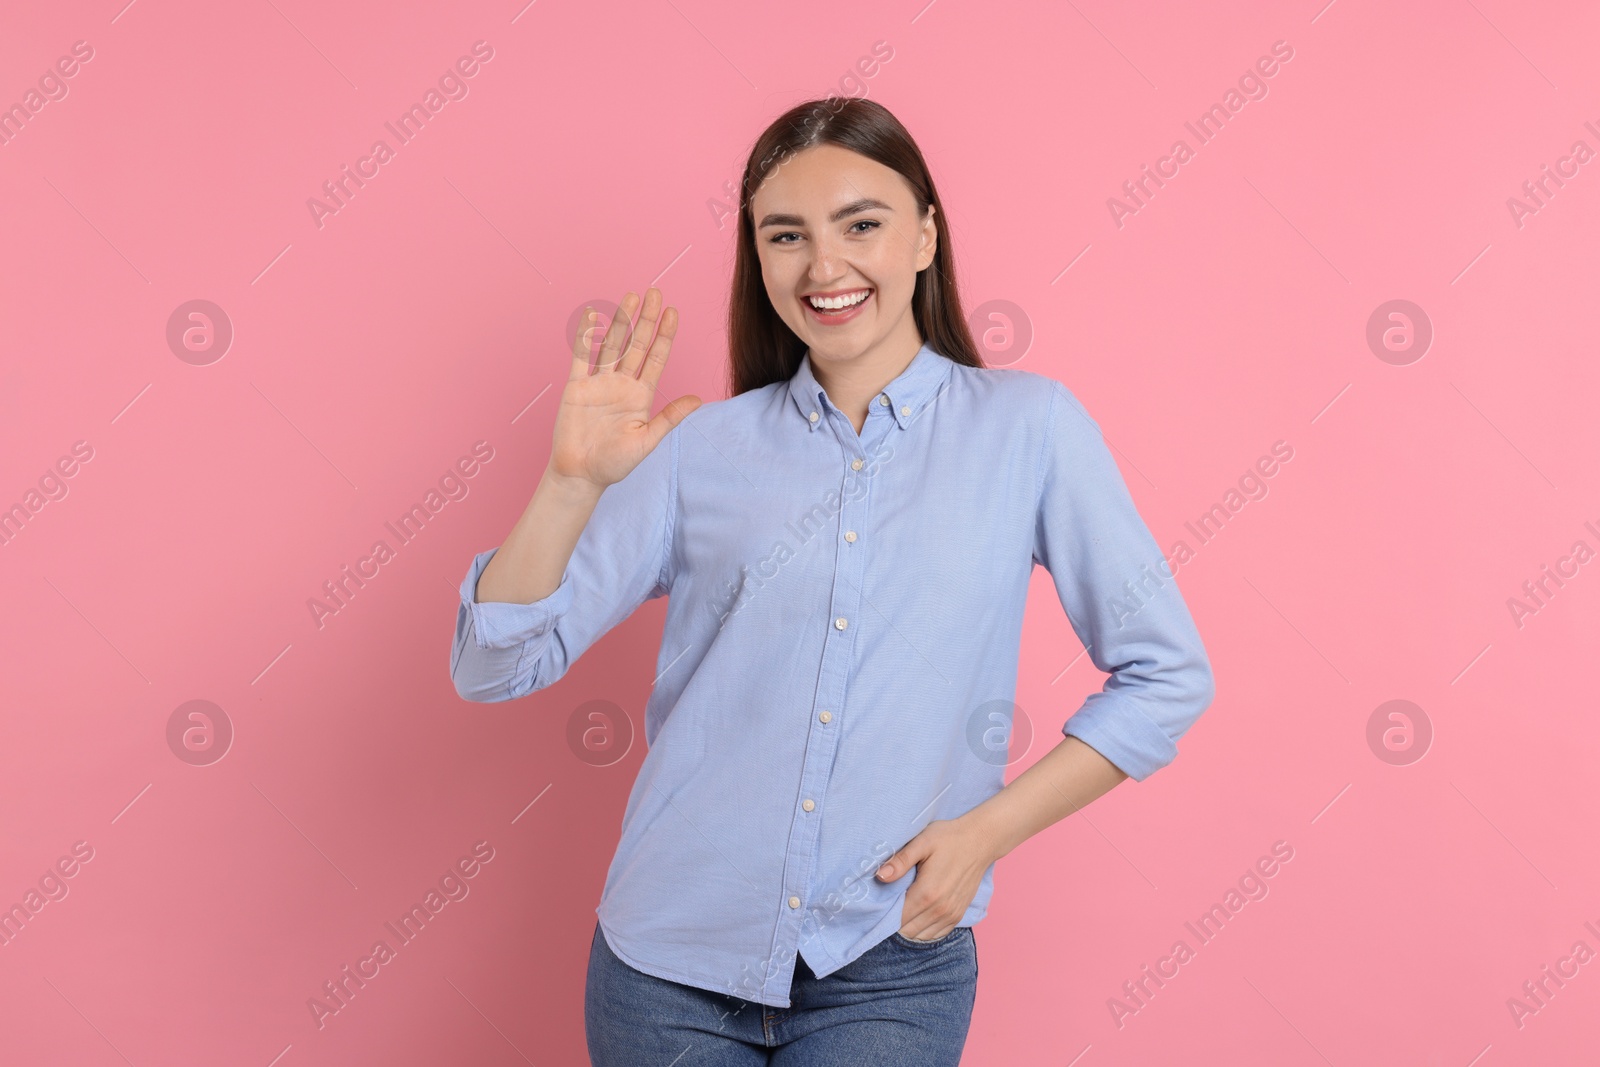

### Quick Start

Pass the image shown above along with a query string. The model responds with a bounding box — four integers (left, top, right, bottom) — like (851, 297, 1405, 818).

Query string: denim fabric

(585, 919, 978, 1066)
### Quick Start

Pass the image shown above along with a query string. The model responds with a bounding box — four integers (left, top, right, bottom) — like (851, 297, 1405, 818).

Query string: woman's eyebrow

(758, 197, 894, 228)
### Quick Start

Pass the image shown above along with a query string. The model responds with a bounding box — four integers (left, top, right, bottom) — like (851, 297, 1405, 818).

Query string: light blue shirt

(450, 341, 1214, 1008)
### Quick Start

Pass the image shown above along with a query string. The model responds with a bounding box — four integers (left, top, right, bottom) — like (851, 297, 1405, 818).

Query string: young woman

(450, 98, 1214, 1065)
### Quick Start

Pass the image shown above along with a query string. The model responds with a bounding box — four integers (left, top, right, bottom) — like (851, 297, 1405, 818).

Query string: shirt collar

(787, 341, 955, 432)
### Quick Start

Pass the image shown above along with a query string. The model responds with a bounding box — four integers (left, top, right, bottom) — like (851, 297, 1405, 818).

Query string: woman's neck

(810, 327, 924, 434)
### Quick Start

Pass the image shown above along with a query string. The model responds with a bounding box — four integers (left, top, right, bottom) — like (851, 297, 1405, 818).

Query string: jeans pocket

(891, 925, 966, 949)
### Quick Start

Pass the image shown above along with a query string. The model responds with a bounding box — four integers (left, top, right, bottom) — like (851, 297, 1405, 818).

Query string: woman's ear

(917, 203, 939, 270)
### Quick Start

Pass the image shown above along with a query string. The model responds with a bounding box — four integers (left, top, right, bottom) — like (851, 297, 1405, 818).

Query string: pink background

(3, 1, 1598, 1064)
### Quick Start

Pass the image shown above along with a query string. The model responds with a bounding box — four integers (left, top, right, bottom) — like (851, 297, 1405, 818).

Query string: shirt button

(788, 895, 801, 909)
(900, 405, 911, 416)
(802, 799, 815, 812)
(809, 410, 819, 422)
(819, 710, 832, 723)
(834, 617, 848, 630)
(851, 458, 863, 470)
(844, 531, 857, 543)
(879, 394, 890, 406)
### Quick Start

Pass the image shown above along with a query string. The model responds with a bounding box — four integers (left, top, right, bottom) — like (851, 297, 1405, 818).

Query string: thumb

(876, 837, 928, 882)
(646, 395, 702, 446)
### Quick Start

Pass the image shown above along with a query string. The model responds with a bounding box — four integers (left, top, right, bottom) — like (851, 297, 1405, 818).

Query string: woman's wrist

(959, 798, 1026, 864)
(540, 464, 607, 502)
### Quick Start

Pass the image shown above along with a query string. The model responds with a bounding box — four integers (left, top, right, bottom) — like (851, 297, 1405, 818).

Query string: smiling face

(750, 143, 938, 372)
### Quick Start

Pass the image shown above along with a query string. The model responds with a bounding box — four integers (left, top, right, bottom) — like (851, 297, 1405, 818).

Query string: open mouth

(804, 288, 873, 323)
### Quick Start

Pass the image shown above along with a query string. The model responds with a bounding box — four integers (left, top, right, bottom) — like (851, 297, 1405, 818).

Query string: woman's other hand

(879, 814, 1002, 941)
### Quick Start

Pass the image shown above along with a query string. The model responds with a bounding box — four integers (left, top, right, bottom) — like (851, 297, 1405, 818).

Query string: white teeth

(808, 290, 870, 310)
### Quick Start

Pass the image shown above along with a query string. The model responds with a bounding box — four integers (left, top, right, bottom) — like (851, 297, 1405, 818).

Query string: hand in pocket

(879, 816, 998, 941)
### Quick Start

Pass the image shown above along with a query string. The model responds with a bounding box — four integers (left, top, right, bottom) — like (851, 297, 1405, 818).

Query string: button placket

(763, 404, 888, 1004)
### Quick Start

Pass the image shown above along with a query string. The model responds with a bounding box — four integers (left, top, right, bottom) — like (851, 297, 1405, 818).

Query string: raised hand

(546, 288, 701, 491)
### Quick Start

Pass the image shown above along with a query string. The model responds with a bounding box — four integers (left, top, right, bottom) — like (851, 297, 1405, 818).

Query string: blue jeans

(585, 919, 979, 1065)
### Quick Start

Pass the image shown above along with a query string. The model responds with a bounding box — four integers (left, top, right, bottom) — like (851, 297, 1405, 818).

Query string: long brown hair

(726, 97, 983, 398)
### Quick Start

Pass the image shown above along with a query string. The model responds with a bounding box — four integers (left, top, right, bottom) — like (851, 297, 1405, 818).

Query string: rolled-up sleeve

(450, 425, 679, 703)
(1032, 380, 1215, 781)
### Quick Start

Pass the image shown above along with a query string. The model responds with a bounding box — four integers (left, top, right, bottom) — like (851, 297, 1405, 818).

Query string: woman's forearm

(965, 734, 1130, 861)
(475, 464, 605, 605)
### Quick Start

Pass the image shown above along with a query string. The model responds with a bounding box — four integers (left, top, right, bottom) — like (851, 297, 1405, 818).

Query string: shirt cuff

(458, 547, 577, 650)
(1060, 692, 1180, 782)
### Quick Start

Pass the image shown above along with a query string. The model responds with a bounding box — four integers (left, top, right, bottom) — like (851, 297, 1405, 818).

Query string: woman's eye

(768, 220, 879, 245)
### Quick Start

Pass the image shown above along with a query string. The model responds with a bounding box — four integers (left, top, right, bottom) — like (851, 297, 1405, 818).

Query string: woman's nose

(807, 244, 842, 281)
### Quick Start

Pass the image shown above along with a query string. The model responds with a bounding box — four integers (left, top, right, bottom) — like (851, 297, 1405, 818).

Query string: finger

(900, 884, 959, 940)
(900, 905, 938, 939)
(898, 886, 941, 940)
(877, 841, 922, 880)
(618, 288, 663, 378)
(905, 923, 952, 942)
(569, 307, 599, 380)
(595, 291, 640, 372)
(642, 394, 702, 450)
(635, 304, 679, 392)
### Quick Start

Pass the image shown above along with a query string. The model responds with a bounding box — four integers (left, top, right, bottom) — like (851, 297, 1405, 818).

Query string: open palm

(549, 288, 701, 490)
